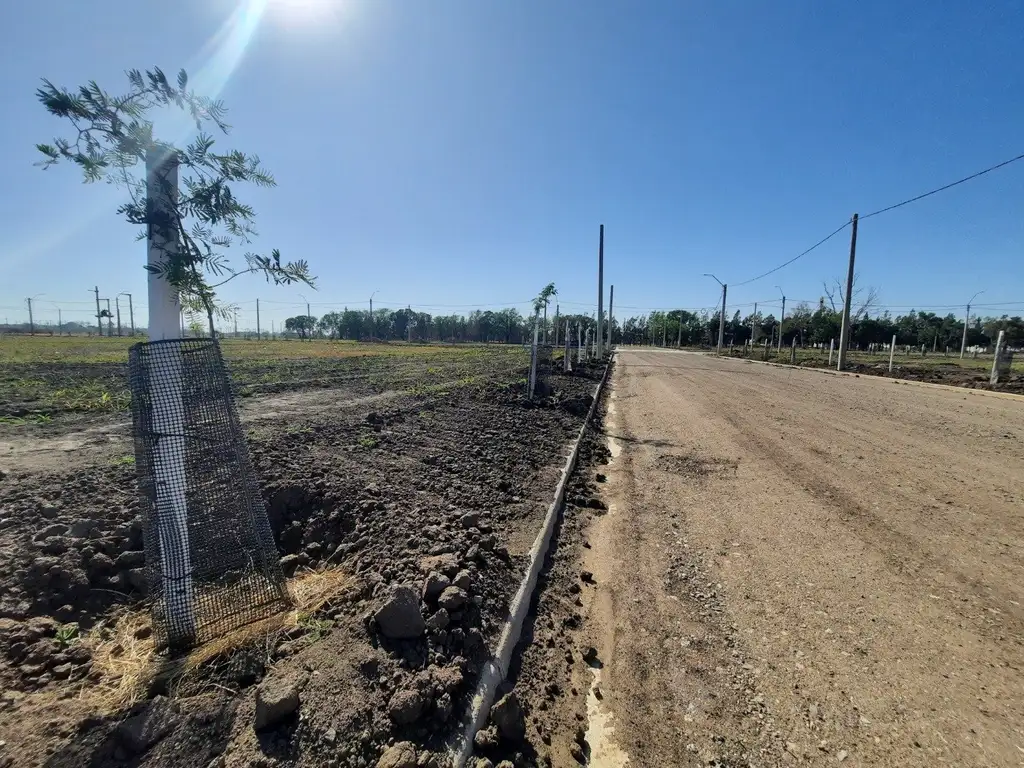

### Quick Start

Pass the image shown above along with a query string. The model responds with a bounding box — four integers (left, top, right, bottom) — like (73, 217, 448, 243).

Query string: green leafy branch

(35, 67, 315, 336)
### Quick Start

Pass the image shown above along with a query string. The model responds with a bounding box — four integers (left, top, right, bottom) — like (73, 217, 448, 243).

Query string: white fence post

(563, 321, 571, 372)
(990, 330, 1008, 385)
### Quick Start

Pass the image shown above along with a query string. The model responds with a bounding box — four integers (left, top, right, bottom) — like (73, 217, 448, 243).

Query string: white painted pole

(889, 334, 896, 372)
(828, 338, 835, 366)
(146, 148, 196, 645)
(990, 330, 1006, 385)
(577, 323, 583, 364)
(563, 321, 571, 372)
(528, 313, 539, 399)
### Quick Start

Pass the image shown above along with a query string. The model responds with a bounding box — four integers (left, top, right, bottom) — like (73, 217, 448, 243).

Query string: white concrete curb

(448, 357, 613, 767)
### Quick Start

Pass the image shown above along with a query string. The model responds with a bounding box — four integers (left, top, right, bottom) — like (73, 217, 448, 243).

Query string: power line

(860, 151, 1024, 220)
(732, 221, 852, 288)
(730, 150, 1024, 289)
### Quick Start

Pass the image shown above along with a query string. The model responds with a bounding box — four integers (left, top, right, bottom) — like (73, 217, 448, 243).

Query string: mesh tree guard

(128, 339, 289, 651)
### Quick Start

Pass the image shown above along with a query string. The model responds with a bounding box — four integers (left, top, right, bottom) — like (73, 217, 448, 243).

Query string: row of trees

(281, 303, 606, 344)
(621, 301, 1024, 350)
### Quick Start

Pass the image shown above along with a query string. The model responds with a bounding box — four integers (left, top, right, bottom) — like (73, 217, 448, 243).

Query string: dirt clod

(375, 584, 426, 639)
(253, 673, 302, 731)
(118, 695, 178, 754)
(377, 741, 417, 768)
(490, 691, 526, 741)
(388, 688, 426, 725)
(422, 572, 450, 601)
(437, 586, 469, 613)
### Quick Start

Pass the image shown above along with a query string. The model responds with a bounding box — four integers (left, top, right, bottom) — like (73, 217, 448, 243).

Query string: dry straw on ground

(80, 567, 352, 712)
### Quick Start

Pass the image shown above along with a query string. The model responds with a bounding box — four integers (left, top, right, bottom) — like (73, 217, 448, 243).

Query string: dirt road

(575, 349, 1024, 767)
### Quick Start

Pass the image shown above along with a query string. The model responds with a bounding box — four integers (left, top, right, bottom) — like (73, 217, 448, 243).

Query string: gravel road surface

(577, 348, 1024, 767)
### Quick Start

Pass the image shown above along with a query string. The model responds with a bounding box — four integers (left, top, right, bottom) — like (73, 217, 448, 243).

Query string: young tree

(35, 67, 315, 336)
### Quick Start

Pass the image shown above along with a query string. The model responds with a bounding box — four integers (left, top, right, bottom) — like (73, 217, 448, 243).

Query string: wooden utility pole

(836, 213, 859, 370)
(115, 296, 123, 336)
(256, 298, 261, 340)
(596, 224, 605, 358)
(677, 309, 683, 347)
(26, 297, 35, 335)
(553, 304, 559, 347)
(751, 302, 757, 345)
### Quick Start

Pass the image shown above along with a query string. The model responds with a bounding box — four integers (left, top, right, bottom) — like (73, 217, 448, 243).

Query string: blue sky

(1, 0, 1022, 331)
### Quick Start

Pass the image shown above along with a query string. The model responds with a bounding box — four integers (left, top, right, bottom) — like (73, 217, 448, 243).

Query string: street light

(50, 301, 63, 336)
(960, 290, 986, 359)
(775, 285, 786, 352)
(703, 274, 727, 354)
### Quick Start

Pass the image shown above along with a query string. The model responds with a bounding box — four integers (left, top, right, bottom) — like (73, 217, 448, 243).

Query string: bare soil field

(500, 349, 1024, 767)
(0, 338, 606, 768)
(721, 344, 1024, 394)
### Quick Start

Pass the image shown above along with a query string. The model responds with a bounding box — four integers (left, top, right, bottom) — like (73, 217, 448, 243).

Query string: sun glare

(264, 0, 349, 26)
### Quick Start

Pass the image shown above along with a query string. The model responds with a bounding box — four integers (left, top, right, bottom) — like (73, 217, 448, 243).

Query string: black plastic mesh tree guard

(128, 339, 288, 650)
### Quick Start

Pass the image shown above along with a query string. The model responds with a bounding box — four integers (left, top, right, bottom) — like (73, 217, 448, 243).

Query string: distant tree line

(281, 307, 603, 344)
(618, 301, 1024, 349)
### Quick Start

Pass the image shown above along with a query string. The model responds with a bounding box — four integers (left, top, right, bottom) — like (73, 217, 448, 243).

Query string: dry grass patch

(78, 567, 353, 712)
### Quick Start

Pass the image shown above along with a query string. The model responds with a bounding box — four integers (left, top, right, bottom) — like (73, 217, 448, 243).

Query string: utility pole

(104, 298, 113, 337)
(775, 287, 786, 352)
(662, 317, 667, 347)
(233, 309, 238, 338)
(553, 304, 559, 347)
(596, 224, 605, 358)
(119, 293, 135, 336)
(960, 291, 984, 359)
(704, 274, 727, 354)
(115, 295, 123, 336)
(256, 298, 261, 341)
(369, 290, 379, 341)
(677, 309, 683, 347)
(751, 302, 758, 345)
(93, 286, 102, 335)
(26, 297, 36, 335)
(608, 285, 614, 348)
(56, 307, 62, 335)
(836, 213, 859, 370)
